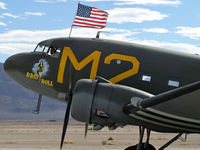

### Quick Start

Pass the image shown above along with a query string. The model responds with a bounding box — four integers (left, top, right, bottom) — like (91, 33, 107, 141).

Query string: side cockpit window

(45, 47, 61, 58)
(43, 46, 49, 53)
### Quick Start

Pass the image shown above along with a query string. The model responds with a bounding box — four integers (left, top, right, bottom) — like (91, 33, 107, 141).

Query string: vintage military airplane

(3, 36, 200, 150)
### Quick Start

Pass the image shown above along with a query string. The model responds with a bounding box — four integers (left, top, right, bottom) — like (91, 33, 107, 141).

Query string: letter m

(57, 47, 101, 83)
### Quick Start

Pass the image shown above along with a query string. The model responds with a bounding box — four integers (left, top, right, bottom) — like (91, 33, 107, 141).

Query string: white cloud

(107, 8, 168, 24)
(0, 28, 132, 43)
(176, 27, 200, 40)
(34, 0, 50, 2)
(25, 12, 46, 16)
(2, 13, 19, 19)
(0, 12, 44, 20)
(114, 0, 181, 6)
(142, 28, 169, 33)
(56, 0, 67, 2)
(0, 28, 136, 55)
(0, 28, 200, 57)
(34, 0, 66, 3)
(82, 0, 181, 6)
(0, 29, 68, 55)
(0, 22, 6, 26)
(0, 29, 67, 43)
(132, 39, 200, 54)
(0, 43, 35, 55)
(0, 2, 6, 9)
(98, 30, 200, 55)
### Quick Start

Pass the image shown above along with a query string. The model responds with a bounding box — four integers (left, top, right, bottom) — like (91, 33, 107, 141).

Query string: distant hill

(0, 63, 66, 121)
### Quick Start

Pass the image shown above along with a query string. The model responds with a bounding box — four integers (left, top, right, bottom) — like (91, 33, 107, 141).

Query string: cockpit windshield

(34, 45, 45, 52)
(34, 44, 61, 58)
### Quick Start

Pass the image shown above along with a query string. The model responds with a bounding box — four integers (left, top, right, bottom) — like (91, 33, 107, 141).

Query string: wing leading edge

(124, 81, 200, 133)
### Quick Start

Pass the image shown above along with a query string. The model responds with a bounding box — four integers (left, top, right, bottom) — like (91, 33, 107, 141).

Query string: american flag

(72, 3, 108, 29)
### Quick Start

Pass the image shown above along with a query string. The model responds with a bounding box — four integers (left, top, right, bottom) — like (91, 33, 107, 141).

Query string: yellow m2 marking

(57, 47, 140, 84)
(57, 47, 101, 83)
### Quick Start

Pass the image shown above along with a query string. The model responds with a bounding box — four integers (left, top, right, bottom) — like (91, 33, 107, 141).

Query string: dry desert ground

(0, 121, 200, 150)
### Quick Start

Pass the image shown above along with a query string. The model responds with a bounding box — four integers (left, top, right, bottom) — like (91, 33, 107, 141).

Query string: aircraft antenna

(96, 31, 109, 38)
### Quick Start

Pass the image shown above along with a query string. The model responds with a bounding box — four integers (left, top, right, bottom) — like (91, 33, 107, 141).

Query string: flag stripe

(91, 12, 108, 16)
(90, 12, 108, 17)
(91, 7, 108, 14)
(73, 21, 106, 27)
(73, 23, 104, 28)
(89, 16, 107, 20)
(75, 16, 107, 23)
(90, 14, 108, 19)
(73, 21, 105, 28)
(91, 10, 108, 14)
(73, 24, 102, 29)
(74, 17, 106, 24)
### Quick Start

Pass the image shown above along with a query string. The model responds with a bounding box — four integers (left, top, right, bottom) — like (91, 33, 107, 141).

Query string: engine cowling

(71, 79, 153, 128)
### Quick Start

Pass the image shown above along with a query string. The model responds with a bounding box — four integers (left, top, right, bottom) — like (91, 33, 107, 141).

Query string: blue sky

(0, 0, 200, 63)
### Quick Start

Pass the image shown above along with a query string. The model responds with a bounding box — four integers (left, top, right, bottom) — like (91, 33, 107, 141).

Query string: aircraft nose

(4, 52, 34, 87)
(4, 53, 25, 76)
(4, 55, 16, 72)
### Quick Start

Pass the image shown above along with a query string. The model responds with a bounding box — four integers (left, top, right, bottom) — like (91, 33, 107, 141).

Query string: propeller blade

(32, 94, 42, 114)
(60, 98, 72, 150)
(60, 63, 73, 150)
(84, 123, 88, 138)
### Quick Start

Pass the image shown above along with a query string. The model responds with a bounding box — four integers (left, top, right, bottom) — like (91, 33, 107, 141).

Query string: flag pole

(68, 1, 80, 38)
(68, 26, 73, 38)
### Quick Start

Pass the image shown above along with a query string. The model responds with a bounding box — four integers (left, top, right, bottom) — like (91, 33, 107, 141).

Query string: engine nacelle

(71, 79, 153, 127)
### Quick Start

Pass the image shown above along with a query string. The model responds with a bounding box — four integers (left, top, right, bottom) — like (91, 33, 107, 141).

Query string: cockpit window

(34, 44, 61, 58)
(34, 45, 45, 52)
(34, 44, 50, 52)
(43, 46, 49, 53)
(45, 47, 61, 58)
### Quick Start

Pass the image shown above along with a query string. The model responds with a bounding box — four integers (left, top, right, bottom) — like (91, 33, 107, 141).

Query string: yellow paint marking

(26, 72, 53, 87)
(57, 47, 101, 83)
(104, 54, 140, 83)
